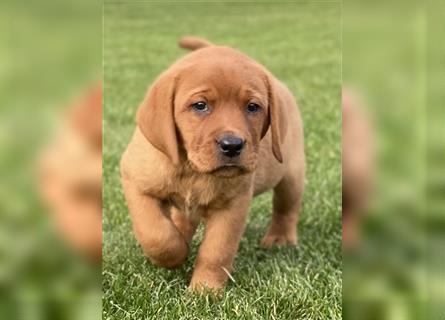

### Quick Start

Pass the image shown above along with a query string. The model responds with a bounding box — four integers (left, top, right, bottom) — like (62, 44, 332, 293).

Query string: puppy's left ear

(136, 71, 180, 165)
(266, 75, 288, 163)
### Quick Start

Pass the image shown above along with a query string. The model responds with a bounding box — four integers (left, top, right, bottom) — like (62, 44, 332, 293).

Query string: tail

(179, 36, 213, 51)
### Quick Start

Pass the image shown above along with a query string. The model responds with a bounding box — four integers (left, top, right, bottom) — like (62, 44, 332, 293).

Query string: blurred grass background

(103, 2, 341, 319)
(0, 1, 101, 319)
(343, 1, 445, 319)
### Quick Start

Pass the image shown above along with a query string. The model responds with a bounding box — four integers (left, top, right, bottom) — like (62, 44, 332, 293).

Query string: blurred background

(0, 0, 101, 319)
(343, 1, 444, 319)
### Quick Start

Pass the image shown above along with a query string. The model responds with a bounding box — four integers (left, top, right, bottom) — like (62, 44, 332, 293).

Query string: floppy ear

(266, 76, 288, 163)
(136, 71, 179, 165)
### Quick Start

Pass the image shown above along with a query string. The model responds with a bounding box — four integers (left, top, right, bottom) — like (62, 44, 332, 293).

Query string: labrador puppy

(120, 37, 305, 290)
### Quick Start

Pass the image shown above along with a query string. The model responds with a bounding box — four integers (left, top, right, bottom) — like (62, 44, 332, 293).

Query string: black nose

(218, 135, 245, 158)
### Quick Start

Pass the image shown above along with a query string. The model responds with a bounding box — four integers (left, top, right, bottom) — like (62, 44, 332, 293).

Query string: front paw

(141, 230, 189, 269)
(261, 230, 297, 248)
(188, 267, 229, 293)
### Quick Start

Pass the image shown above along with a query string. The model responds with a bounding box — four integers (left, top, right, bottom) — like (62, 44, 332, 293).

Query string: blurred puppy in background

(342, 88, 373, 249)
(38, 85, 102, 262)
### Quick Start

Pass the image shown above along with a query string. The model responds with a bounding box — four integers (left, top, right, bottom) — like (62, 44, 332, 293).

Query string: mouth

(210, 163, 248, 176)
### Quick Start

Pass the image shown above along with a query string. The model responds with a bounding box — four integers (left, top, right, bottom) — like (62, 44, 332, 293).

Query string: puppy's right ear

(136, 71, 180, 165)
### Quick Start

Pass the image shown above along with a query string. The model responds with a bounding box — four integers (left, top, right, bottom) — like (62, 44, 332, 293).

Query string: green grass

(103, 2, 341, 319)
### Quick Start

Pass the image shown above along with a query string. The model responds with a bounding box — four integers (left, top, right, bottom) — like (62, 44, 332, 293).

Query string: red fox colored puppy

(121, 37, 305, 290)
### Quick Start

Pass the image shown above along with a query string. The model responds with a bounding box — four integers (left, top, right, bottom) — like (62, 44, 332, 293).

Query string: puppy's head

(137, 47, 286, 177)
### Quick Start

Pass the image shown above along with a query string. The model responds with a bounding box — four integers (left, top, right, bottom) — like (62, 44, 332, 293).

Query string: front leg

(189, 193, 251, 291)
(121, 177, 188, 268)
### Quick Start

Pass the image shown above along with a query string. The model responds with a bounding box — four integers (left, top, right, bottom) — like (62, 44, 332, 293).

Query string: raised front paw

(141, 228, 189, 269)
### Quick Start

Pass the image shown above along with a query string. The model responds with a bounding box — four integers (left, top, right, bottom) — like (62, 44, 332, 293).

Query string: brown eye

(191, 101, 209, 113)
(246, 102, 261, 114)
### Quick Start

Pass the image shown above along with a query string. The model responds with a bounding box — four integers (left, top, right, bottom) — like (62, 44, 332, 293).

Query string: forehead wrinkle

(242, 88, 266, 99)
(181, 62, 266, 103)
(188, 87, 213, 96)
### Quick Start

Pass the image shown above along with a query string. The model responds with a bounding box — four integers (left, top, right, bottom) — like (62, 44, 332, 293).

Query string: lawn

(103, 2, 342, 319)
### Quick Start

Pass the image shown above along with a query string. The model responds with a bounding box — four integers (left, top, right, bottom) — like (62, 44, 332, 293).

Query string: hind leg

(261, 171, 304, 247)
